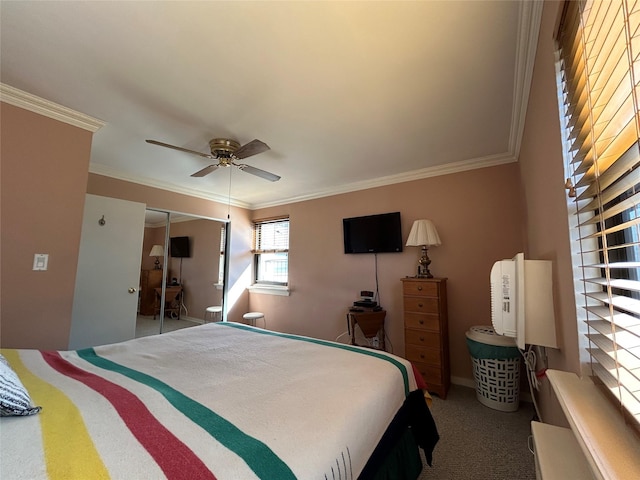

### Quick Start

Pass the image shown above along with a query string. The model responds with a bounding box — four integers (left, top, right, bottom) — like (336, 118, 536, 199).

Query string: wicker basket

(470, 356, 520, 411)
(466, 326, 521, 412)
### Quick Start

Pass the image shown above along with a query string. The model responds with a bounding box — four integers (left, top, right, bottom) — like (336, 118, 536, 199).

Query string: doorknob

(128, 287, 137, 294)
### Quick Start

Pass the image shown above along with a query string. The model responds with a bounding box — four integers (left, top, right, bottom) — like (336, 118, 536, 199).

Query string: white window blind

(253, 218, 290, 253)
(252, 217, 289, 285)
(558, 0, 640, 426)
(220, 225, 226, 255)
(218, 225, 226, 285)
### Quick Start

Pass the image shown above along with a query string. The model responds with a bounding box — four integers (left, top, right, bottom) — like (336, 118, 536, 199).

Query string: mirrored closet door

(137, 210, 227, 337)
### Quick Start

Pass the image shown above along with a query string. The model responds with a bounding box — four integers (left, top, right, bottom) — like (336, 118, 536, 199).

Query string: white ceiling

(0, 1, 541, 209)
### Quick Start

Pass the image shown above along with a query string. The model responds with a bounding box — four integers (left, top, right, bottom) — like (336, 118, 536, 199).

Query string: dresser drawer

(405, 328, 441, 348)
(403, 297, 439, 314)
(405, 313, 440, 331)
(402, 281, 438, 297)
(405, 345, 441, 366)
(412, 362, 444, 386)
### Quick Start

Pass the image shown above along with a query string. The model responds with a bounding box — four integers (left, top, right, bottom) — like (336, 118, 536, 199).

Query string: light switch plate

(33, 253, 49, 271)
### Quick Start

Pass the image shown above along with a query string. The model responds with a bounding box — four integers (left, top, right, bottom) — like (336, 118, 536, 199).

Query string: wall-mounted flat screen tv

(343, 212, 403, 254)
(170, 236, 191, 258)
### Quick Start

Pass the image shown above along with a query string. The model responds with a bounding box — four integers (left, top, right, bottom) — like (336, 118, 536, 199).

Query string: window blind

(558, 0, 640, 426)
(218, 225, 226, 284)
(252, 218, 290, 253)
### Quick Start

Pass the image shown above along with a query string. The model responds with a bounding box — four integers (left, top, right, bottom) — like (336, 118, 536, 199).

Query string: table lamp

(149, 244, 164, 270)
(406, 219, 441, 278)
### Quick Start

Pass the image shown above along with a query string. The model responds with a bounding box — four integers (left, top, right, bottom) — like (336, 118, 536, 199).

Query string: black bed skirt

(359, 390, 439, 480)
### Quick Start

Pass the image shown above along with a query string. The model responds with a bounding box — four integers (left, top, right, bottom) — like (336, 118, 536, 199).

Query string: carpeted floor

(419, 384, 536, 480)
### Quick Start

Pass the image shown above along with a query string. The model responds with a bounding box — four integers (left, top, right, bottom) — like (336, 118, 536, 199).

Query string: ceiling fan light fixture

(209, 138, 240, 155)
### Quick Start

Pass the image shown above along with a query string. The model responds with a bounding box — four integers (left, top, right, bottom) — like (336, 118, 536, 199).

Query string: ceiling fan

(146, 138, 281, 182)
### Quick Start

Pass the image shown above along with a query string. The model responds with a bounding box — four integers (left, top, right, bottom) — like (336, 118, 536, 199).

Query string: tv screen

(343, 212, 403, 254)
(170, 236, 191, 258)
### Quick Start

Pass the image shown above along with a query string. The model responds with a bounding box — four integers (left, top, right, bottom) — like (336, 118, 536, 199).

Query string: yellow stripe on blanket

(4, 350, 110, 480)
(423, 389, 433, 408)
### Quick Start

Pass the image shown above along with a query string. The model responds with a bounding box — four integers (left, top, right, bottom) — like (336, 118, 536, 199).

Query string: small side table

(154, 286, 183, 319)
(347, 309, 386, 350)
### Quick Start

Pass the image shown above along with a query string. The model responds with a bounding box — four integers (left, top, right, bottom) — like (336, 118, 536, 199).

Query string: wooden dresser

(401, 277, 449, 398)
(139, 269, 163, 315)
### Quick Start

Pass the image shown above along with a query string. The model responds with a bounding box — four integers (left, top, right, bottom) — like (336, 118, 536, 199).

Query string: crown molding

(145, 214, 216, 229)
(0, 83, 105, 132)
(89, 163, 251, 209)
(251, 152, 517, 209)
(509, 0, 544, 156)
(93, 151, 515, 211)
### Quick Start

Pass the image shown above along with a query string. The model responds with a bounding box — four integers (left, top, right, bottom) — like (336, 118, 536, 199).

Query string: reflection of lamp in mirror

(149, 244, 164, 270)
(406, 220, 441, 278)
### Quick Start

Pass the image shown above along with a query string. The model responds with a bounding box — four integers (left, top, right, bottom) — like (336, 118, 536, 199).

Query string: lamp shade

(149, 244, 164, 257)
(406, 220, 441, 247)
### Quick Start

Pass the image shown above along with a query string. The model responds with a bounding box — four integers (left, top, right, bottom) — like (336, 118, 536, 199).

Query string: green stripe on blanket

(219, 322, 411, 397)
(77, 348, 296, 480)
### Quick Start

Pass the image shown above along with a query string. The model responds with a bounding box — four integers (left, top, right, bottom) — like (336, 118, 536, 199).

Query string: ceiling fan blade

(237, 164, 281, 182)
(191, 165, 220, 177)
(146, 139, 214, 159)
(234, 139, 270, 159)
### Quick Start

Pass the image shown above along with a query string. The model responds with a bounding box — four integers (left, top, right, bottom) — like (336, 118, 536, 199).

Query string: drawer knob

(417, 286, 423, 291)
(420, 354, 425, 359)
(420, 336, 425, 341)
(418, 303, 423, 308)
(419, 319, 424, 325)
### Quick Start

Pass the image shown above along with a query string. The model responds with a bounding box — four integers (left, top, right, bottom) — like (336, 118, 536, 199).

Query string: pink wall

(3, 18, 580, 404)
(165, 219, 224, 319)
(88, 174, 251, 323)
(517, 0, 578, 426)
(1, 103, 93, 349)
(88, 175, 232, 221)
(251, 164, 525, 381)
(89, 165, 526, 384)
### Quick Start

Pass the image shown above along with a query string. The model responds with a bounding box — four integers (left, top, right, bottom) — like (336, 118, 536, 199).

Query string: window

(252, 217, 289, 285)
(218, 224, 226, 285)
(558, 0, 640, 427)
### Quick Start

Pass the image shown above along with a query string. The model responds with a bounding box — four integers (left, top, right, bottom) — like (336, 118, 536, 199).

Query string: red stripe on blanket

(411, 363, 428, 390)
(41, 351, 217, 480)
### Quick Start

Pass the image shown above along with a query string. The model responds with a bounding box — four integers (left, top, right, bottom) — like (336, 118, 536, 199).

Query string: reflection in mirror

(136, 209, 227, 338)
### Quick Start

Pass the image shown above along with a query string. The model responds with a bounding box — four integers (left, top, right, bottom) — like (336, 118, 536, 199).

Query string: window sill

(247, 284, 290, 296)
(541, 369, 640, 479)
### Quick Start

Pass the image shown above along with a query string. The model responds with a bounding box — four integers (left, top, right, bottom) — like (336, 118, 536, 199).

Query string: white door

(69, 194, 146, 349)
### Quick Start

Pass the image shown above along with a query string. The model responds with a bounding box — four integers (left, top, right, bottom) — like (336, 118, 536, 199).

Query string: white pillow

(0, 353, 42, 416)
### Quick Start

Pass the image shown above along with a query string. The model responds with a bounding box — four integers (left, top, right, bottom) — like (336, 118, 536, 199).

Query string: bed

(1, 322, 438, 479)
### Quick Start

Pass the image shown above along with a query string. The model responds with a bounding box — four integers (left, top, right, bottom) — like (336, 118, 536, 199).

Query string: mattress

(0, 322, 437, 479)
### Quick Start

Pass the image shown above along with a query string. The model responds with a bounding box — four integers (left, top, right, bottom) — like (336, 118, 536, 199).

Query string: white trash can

(465, 325, 521, 412)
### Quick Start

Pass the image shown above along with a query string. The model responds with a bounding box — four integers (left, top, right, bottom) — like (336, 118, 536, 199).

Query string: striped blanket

(0, 322, 427, 479)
